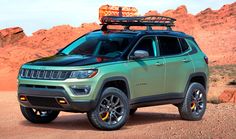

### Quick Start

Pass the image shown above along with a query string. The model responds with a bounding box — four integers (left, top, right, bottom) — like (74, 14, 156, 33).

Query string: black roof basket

(101, 16, 176, 31)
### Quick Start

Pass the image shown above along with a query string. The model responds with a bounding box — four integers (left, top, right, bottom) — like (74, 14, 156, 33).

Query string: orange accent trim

(191, 103, 196, 110)
(19, 95, 27, 101)
(59, 100, 67, 104)
(89, 70, 98, 78)
(100, 112, 109, 121)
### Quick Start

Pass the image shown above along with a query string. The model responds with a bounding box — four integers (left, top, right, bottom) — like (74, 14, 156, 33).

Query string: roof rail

(101, 16, 176, 31)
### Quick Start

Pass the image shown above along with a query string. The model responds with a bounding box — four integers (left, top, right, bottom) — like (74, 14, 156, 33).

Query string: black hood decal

(27, 55, 114, 66)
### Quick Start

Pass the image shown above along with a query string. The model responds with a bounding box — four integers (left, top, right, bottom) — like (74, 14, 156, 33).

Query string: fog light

(70, 85, 91, 95)
(19, 95, 27, 101)
(57, 98, 67, 104)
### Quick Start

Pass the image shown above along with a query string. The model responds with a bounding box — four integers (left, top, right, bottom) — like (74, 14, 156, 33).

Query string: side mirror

(131, 50, 149, 59)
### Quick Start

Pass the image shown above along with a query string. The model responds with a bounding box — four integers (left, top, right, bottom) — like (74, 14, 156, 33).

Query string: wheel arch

(184, 72, 208, 95)
(95, 76, 131, 103)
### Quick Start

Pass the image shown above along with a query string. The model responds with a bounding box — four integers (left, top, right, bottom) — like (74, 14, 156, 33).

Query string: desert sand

(0, 91, 235, 139)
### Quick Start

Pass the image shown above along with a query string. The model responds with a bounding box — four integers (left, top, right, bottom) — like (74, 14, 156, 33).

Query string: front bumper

(18, 84, 97, 112)
(17, 65, 105, 112)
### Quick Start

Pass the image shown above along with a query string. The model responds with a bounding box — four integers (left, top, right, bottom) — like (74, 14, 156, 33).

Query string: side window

(132, 37, 156, 57)
(158, 36, 181, 56)
(179, 38, 189, 52)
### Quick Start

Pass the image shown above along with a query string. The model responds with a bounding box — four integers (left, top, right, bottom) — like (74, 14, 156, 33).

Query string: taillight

(204, 56, 208, 64)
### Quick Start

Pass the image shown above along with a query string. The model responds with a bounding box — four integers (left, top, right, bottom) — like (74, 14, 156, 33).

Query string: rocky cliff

(0, 27, 25, 47)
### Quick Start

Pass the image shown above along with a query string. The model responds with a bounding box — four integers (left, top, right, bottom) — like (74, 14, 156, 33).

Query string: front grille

(27, 96, 62, 108)
(19, 69, 72, 80)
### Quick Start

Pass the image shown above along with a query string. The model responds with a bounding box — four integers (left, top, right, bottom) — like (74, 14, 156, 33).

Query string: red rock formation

(219, 90, 236, 103)
(144, 10, 160, 16)
(0, 23, 99, 74)
(163, 5, 188, 17)
(0, 27, 25, 47)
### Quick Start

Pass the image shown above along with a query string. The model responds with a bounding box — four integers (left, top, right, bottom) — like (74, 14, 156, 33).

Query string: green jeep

(18, 16, 209, 130)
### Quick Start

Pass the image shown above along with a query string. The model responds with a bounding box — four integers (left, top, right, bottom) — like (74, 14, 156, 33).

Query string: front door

(128, 36, 165, 99)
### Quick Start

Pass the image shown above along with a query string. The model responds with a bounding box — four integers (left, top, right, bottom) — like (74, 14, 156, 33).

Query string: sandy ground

(0, 91, 235, 139)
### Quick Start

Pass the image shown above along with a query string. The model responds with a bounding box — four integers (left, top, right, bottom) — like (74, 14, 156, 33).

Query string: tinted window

(133, 37, 155, 57)
(158, 36, 181, 56)
(179, 38, 189, 52)
(60, 33, 134, 58)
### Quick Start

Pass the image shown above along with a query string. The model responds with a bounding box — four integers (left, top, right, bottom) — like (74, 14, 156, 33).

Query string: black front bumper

(18, 85, 97, 112)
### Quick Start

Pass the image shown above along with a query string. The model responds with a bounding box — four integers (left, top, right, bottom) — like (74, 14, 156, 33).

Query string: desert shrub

(207, 96, 221, 104)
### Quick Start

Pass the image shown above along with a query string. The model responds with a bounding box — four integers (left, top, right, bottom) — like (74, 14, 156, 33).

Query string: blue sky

(0, 0, 235, 35)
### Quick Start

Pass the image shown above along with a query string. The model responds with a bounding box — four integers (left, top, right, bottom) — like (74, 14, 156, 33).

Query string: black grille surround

(19, 69, 72, 80)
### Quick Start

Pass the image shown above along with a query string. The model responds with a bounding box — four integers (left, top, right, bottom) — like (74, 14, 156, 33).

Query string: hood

(27, 55, 114, 66)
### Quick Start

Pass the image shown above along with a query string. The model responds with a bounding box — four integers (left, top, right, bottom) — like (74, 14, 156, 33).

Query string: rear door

(157, 36, 194, 96)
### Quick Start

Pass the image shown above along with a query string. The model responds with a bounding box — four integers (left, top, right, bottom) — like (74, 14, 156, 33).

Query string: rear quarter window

(185, 38, 201, 52)
(179, 38, 190, 52)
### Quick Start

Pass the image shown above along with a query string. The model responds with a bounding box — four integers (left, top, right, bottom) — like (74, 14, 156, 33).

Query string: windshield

(60, 32, 135, 58)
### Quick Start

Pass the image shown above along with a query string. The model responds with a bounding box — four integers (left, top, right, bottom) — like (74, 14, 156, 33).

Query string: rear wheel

(87, 87, 129, 130)
(178, 82, 206, 120)
(20, 105, 60, 123)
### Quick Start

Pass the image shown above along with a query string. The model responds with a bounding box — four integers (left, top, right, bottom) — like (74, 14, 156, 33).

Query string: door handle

(155, 62, 164, 66)
(181, 59, 191, 63)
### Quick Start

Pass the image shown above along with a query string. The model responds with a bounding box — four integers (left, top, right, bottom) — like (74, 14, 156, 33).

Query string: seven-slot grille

(19, 69, 72, 80)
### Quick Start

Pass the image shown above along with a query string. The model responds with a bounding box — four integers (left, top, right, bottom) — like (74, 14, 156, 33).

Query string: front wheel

(87, 87, 129, 130)
(178, 82, 207, 121)
(20, 105, 60, 123)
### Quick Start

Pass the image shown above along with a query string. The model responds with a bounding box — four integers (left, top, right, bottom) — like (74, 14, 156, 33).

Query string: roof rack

(101, 16, 176, 31)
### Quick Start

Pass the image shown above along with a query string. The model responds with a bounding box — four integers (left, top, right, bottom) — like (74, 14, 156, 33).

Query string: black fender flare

(94, 76, 131, 106)
(184, 72, 208, 97)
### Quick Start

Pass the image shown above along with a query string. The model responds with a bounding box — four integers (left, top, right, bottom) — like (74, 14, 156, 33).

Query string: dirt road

(0, 91, 235, 139)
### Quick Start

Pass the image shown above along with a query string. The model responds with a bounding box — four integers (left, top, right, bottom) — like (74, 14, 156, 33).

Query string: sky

(0, 0, 235, 35)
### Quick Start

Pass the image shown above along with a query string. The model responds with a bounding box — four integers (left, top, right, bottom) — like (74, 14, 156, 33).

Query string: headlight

(70, 69, 98, 79)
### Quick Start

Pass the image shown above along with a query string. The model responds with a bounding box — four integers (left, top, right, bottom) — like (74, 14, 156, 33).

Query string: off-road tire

(178, 82, 207, 121)
(87, 87, 129, 130)
(20, 105, 60, 123)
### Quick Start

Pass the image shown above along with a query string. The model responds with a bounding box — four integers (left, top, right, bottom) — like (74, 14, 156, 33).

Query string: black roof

(90, 29, 193, 38)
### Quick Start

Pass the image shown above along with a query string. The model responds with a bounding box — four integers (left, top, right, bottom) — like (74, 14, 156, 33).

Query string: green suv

(18, 16, 209, 130)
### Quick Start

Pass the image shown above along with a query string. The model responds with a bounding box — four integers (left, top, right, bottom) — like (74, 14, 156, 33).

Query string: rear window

(157, 36, 181, 56)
